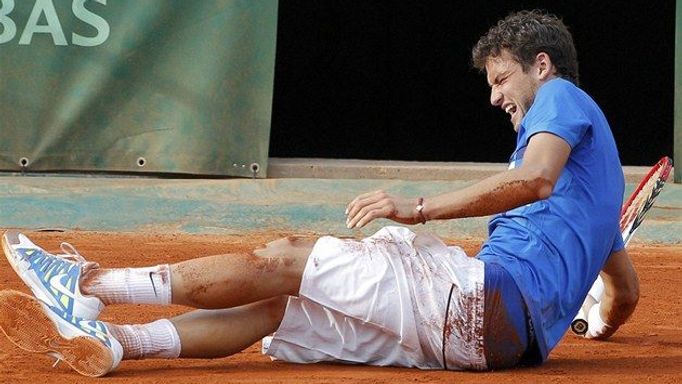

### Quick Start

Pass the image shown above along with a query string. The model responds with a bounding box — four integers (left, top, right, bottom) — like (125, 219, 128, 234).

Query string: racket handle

(571, 295, 598, 335)
(571, 309, 589, 335)
(588, 275, 605, 302)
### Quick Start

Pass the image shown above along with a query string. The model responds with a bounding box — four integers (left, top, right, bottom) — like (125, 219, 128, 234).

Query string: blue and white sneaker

(2, 230, 104, 320)
(0, 289, 122, 377)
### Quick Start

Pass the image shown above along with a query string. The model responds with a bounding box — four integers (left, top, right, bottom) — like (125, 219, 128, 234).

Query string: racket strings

(620, 171, 662, 230)
(619, 158, 671, 245)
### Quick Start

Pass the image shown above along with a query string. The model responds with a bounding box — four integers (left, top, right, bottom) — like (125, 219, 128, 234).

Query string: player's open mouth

(504, 104, 517, 121)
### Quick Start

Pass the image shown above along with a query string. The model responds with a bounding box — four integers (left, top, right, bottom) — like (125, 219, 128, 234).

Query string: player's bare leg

(80, 236, 315, 309)
(171, 295, 288, 358)
(97, 238, 311, 362)
(104, 295, 288, 360)
(170, 236, 314, 309)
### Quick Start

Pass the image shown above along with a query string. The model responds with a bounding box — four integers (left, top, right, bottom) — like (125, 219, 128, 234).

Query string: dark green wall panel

(0, 0, 277, 177)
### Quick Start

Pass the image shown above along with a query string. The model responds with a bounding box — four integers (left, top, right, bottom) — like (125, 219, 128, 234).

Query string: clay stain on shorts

(444, 284, 485, 358)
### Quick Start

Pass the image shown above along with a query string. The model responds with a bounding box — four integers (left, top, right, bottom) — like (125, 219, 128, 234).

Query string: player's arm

(345, 132, 571, 228)
(586, 249, 640, 340)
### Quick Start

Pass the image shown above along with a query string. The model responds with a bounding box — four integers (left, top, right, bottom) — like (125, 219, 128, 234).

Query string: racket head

(620, 156, 672, 245)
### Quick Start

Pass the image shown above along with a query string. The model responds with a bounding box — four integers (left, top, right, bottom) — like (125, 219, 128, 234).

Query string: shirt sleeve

(521, 80, 591, 149)
(611, 229, 625, 253)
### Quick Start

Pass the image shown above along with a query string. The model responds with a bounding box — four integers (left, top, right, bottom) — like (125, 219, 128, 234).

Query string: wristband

(587, 275, 605, 302)
(416, 197, 427, 224)
(585, 302, 612, 339)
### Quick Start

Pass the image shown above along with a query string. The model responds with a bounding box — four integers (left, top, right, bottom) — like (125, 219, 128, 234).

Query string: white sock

(82, 265, 172, 305)
(108, 319, 182, 360)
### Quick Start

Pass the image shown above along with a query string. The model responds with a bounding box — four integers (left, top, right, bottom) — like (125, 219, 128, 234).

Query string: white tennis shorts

(263, 226, 487, 370)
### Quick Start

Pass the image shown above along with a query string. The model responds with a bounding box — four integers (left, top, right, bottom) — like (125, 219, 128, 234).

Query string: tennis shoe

(0, 289, 122, 377)
(2, 230, 104, 320)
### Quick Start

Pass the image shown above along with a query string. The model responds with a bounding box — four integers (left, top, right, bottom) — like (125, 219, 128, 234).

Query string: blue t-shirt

(477, 78, 625, 362)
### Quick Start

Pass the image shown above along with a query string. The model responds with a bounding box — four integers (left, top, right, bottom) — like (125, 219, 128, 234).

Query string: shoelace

(57, 242, 87, 264)
(47, 352, 62, 368)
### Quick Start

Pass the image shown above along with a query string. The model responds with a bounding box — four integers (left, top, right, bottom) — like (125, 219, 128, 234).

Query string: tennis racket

(571, 156, 672, 335)
(620, 156, 672, 246)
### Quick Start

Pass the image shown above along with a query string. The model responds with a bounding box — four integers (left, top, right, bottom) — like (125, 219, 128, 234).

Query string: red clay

(0, 230, 680, 383)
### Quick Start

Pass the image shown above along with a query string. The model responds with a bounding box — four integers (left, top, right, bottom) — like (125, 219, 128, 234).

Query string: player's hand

(583, 252, 639, 340)
(345, 190, 421, 228)
(583, 302, 614, 340)
(572, 279, 615, 339)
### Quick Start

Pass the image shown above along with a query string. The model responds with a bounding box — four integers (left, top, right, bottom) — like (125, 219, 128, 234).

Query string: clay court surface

(0, 230, 679, 384)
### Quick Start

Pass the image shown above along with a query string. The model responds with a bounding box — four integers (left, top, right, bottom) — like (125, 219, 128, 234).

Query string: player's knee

(284, 235, 313, 246)
(254, 237, 314, 261)
(263, 295, 288, 324)
(251, 238, 310, 285)
(262, 236, 315, 249)
(255, 237, 296, 255)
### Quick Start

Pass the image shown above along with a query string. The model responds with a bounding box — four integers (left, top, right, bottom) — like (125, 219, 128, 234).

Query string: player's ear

(535, 52, 555, 80)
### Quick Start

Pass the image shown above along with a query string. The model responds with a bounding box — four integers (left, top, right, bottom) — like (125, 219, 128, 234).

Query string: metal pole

(673, 0, 682, 183)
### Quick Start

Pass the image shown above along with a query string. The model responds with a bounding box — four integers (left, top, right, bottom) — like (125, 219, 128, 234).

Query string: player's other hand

(345, 190, 421, 228)
(583, 302, 613, 340)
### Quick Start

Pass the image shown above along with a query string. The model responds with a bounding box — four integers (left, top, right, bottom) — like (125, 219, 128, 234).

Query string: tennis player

(0, 10, 639, 377)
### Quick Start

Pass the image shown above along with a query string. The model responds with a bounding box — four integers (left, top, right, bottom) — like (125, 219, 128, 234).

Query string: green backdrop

(0, 0, 277, 177)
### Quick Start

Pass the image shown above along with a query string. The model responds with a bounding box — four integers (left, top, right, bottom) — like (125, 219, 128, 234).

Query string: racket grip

(571, 294, 598, 335)
(571, 309, 589, 335)
(588, 275, 605, 302)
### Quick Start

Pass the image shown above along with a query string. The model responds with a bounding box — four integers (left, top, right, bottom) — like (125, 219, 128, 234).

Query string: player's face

(485, 50, 542, 132)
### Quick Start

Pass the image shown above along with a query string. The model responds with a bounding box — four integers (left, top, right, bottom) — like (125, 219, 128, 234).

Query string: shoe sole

(0, 290, 113, 377)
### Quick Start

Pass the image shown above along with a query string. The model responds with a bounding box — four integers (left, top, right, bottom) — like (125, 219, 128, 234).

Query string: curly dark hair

(472, 10, 579, 84)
